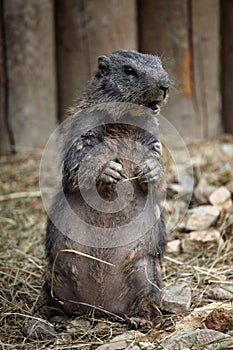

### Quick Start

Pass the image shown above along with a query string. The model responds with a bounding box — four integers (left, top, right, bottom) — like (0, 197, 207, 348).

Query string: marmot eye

(123, 66, 137, 77)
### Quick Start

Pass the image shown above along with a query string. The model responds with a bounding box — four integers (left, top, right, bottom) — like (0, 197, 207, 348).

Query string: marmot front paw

(152, 140, 162, 158)
(136, 158, 161, 184)
(98, 160, 128, 184)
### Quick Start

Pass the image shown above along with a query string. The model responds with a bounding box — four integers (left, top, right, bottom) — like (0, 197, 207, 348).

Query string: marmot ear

(96, 56, 109, 77)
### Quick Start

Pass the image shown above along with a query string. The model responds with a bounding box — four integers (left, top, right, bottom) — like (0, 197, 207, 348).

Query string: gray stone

(210, 284, 233, 300)
(194, 178, 217, 204)
(175, 302, 233, 332)
(181, 229, 221, 253)
(209, 186, 232, 209)
(161, 329, 232, 350)
(182, 205, 219, 231)
(168, 174, 194, 197)
(188, 229, 220, 242)
(22, 318, 57, 340)
(161, 284, 192, 313)
(166, 239, 181, 254)
(96, 331, 146, 350)
(136, 342, 155, 349)
(221, 143, 233, 155)
(70, 318, 91, 328)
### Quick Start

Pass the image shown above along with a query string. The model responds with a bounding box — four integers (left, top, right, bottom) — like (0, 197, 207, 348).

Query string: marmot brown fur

(40, 50, 170, 323)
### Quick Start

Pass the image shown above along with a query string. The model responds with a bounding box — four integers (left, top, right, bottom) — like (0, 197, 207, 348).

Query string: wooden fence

(0, 0, 232, 154)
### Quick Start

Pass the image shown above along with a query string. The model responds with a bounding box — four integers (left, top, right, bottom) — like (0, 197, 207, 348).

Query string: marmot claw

(98, 160, 128, 184)
(136, 158, 161, 184)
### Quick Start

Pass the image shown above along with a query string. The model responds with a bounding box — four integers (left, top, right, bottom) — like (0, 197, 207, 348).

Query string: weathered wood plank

(56, 0, 137, 120)
(0, 0, 13, 154)
(221, 0, 233, 133)
(138, 0, 221, 139)
(3, 0, 57, 153)
(191, 0, 220, 138)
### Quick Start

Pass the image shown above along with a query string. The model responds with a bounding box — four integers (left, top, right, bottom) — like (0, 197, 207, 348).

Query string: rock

(205, 308, 233, 332)
(161, 284, 192, 314)
(209, 283, 233, 300)
(194, 178, 217, 204)
(175, 302, 233, 332)
(181, 205, 220, 231)
(209, 186, 232, 209)
(189, 229, 220, 242)
(126, 342, 155, 350)
(22, 318, 57, 340)
(221, 143, 233, 155)
(166, 239, 181, 254)
(175, 308, 211, 332)
(168, 174, 194, 197)
(70, 318, 91, 328)
(67, 317, 92, 333)
(96, 331, 146, 350)
(161, 329, 232, 350)
(55, 333, 73, 344)
(181, 229, 221, 253)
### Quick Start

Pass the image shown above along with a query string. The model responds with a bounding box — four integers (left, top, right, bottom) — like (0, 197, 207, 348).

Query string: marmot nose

(159, 76, 170, 98)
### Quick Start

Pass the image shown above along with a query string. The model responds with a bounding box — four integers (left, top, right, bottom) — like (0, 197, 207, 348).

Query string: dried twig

(0, 191, 41, 202)
(122, 176, 140, 182)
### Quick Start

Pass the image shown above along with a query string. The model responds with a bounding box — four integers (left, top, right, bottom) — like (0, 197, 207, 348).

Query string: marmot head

(92, 50, 170, 113)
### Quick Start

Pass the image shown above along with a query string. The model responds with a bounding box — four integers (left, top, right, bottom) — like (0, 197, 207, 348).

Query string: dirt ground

(0, 136, 233, 349)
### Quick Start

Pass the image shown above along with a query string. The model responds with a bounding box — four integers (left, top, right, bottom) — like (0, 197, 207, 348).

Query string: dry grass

(0, 138, 233, 349)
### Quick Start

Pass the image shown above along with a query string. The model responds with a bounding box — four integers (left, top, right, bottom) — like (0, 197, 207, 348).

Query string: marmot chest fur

(41, 50, 170, 322)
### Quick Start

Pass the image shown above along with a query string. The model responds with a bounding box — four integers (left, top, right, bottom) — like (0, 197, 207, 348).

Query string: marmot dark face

(92, 50, 170, 113)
